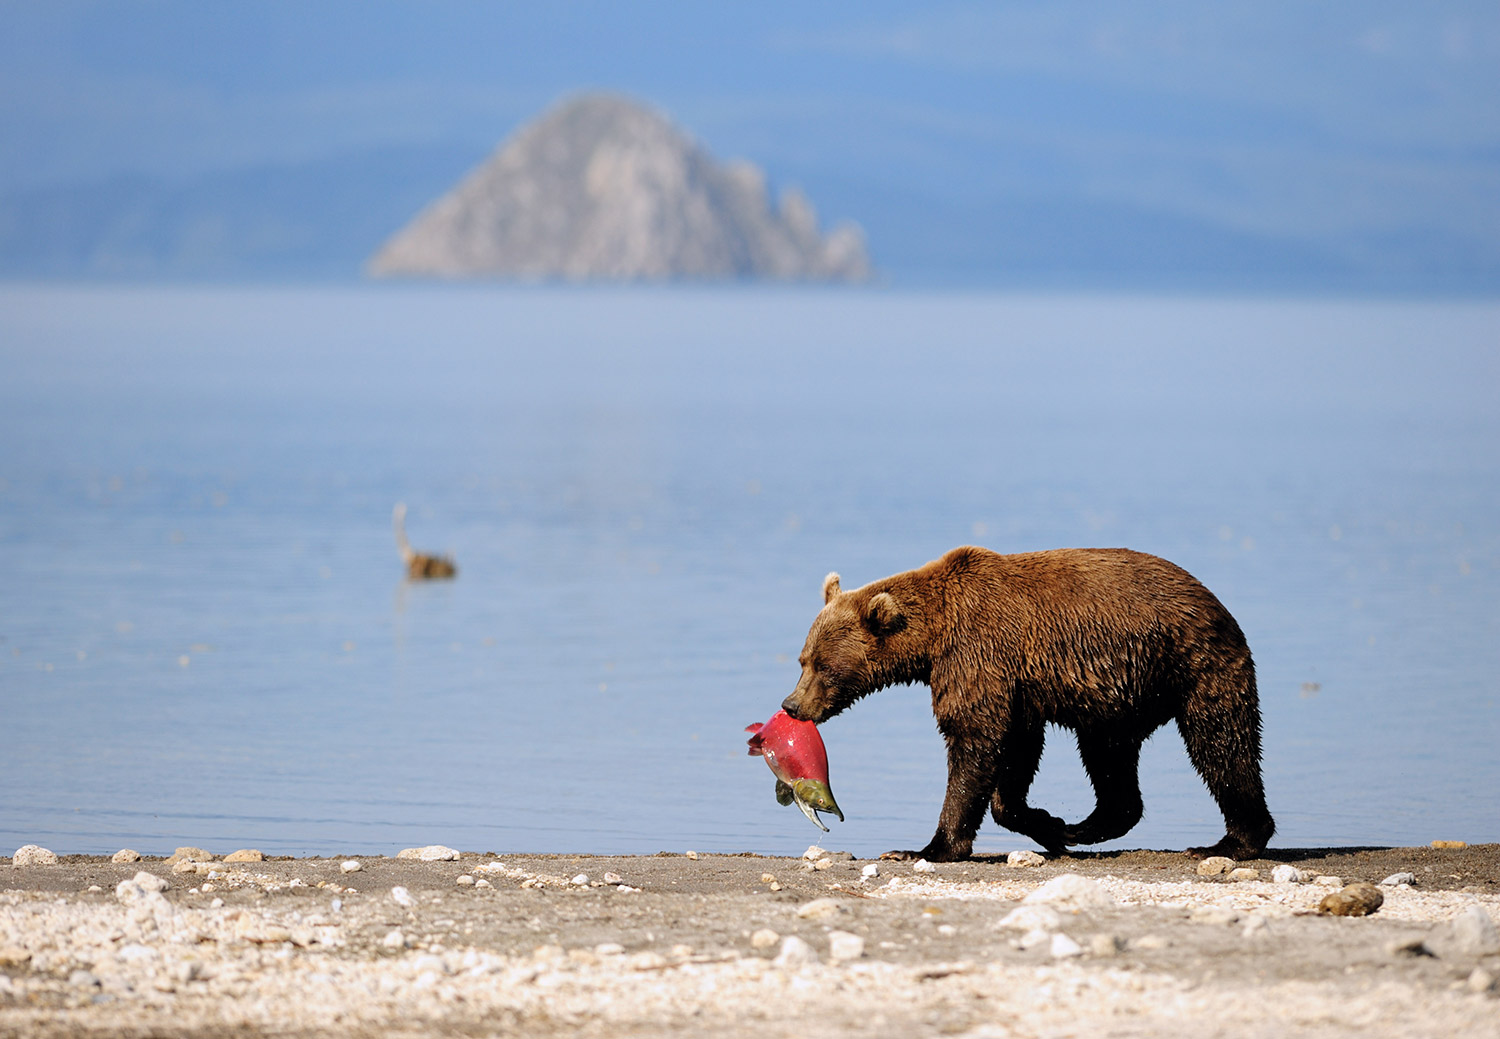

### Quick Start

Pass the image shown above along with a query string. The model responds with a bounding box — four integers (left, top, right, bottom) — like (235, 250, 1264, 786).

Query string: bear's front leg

(881, 739, 996, 862)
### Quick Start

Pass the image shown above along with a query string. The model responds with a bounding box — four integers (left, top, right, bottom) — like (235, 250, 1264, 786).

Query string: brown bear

(780, 546, 1275, 861)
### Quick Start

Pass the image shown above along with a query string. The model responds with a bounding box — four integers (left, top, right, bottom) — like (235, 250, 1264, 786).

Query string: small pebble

(813, 857, 833, 871)
(381, 929, 408, 950)
(223, 849, 263, 863)
(166, 847, 212, 864)
(340, 860, 362, 873)
(10, 845, 59, 867)
(1007, 850, 1046, 867)
(803, 845, 826, 860)
(1467, 967, 1496, 994)
(997, 905, 1063, 932)
(455, 875, 475, 887)
(603, 872, 623, 885)
(1190, 905, 1241, 926)
(751, 928, 780, 950)
(1313, 875, 1343, 887)
(796, 897, 847, 920)
(397, 845, 460, 862)
(594, 942, 625, 956)
(861, 863, 880, 879)
(912, 859, 937, 874)
(1195, 856, 1234, 877)
(1271, 865, 1309, 884)
(1379, 872, 1417, 887)
(684, 850, 699, 860)
(111, 849, 141, 864)
(391, 886, 415, 908)
(571, 874, 590, 886)
(1023, 874, 1113, 909)
(329, 898, 341, 912)
(1228, 868, 1259, 881)
(474, 879, 492, 889)
(1430, 840, 1467, 850)
(1018, 928, 1052, 950)
(1090, 934, 1123, 956)
(1318, 882, 1383, 917)
(937, 923, 957, 937)
(828, 930, 865, 961)
(773, 935, 819, 969)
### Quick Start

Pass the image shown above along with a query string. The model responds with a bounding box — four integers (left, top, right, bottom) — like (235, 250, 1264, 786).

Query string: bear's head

(781, 570, 920, 723)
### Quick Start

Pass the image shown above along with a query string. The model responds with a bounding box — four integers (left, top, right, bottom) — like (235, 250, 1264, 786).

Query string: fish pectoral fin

(775, 779, 795, 806)
(793, 792, 831, 832)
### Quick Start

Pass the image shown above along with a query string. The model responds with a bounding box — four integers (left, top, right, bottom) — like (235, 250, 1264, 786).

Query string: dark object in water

(393, 503, 457, 579)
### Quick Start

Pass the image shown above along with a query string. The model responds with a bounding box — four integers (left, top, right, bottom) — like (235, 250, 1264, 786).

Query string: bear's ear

(865, 592, 906, 636)
(822, 572, 841, 604)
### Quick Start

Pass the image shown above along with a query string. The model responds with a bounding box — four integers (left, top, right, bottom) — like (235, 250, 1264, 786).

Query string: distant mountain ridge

(368, 94, 870, 283)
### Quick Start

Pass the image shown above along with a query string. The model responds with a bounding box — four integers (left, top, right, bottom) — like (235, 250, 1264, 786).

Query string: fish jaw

(792, 792, 830, 832)
(792, 778, 843, 824)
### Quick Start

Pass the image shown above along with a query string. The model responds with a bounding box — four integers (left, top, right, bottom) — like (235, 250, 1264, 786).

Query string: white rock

(912, 859, 937, 874)
(1050, 933, 1083, 958)
(1022, 873, 1112, 910)
(10, 845, 58, 866)
(751, 929, 780, 950)
(1380, 872, 1417, 887)
(1006, 850, 1046, 867)
(1313, 875, 1343, 887)
(937, 924, 957, 937)
(456, 875, 475, 886)
(210, 897, 224, 908)
(803, 845, 826, 860)
(340, 860, 362, 874)
(828, 930, 865, 961)
(684, 850, 699, 860)
(1228, 868, 1259, 881)
(997, 904, 1063, 932)
(397, 845, 460, 862)
(1448, 905, 1500, 956)
(861, 863, 880, 879)
(796, 897, 847, 920)
(813, 857, 834, 871)
(381, 929, 408, 950)
(475, 879, 492, 889)
(111, 849, 141, 864)
(603, 872, 623, 885)
(1271, 865, 1309, 884)
(391, 886, 415, 908)
(1195, 856, 1234, 876)
(773, 935, 819, 969)
(571, 874, 590, 886)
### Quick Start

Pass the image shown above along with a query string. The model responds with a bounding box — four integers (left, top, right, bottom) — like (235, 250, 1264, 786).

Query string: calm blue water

(2, 285, 1497, 858)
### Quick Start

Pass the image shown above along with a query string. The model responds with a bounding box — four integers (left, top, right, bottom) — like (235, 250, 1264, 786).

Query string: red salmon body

(745, 709, 830, 784)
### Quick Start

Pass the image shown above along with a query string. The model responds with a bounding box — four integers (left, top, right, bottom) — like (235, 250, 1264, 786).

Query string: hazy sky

(2, 2, 1497, 278)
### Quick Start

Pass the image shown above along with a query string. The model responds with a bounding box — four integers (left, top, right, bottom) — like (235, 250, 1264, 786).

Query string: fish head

(791, 779, 843, 822)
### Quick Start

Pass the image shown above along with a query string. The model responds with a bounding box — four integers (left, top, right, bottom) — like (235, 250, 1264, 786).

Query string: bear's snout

(780, 694, 807, 720)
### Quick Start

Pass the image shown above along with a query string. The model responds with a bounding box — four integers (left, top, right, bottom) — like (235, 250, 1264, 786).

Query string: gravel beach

(3, 843, 1498, 1038)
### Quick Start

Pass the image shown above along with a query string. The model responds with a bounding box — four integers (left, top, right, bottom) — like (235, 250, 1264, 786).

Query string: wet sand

(3, 844, 1498, 1038)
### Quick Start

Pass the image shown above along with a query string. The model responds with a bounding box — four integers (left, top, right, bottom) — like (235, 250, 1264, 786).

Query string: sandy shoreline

(4, 844, 1498, 1038)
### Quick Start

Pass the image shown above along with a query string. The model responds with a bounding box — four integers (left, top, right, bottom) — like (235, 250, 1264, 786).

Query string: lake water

(2, 285, 1497, 859)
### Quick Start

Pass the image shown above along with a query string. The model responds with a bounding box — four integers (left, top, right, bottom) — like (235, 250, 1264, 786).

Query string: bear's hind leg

(1177, 680, 1275, 859)
(1066, 729, 1145, 846)
(989, 719, 1069, 854)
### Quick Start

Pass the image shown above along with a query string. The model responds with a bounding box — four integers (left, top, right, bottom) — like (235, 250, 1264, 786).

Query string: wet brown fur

(782, 546, 1275, 862)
